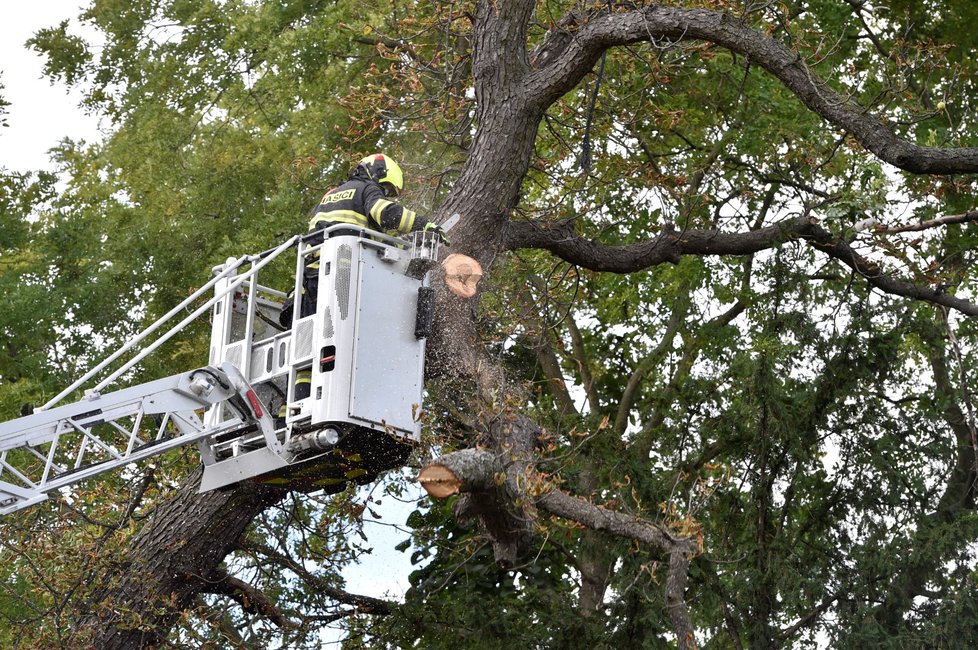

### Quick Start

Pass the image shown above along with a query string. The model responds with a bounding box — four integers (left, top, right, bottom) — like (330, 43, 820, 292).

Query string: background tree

(1, 0, 977, 648)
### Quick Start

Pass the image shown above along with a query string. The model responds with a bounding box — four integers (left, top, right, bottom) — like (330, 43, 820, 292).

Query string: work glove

(423, 221, 450, 245)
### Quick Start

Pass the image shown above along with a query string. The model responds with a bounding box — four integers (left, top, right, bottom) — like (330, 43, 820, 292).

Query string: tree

(2, 0, 978, 647)
(0, 76, 9, 130)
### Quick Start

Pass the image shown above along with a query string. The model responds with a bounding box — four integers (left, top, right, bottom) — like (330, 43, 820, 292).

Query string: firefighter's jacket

(279, 177, 430, 326)
(308, 177, 429, 239)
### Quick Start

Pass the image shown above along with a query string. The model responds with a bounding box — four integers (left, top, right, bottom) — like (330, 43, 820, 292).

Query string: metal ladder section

(0, 236, 299, 515)
(0, 363, 274, 515)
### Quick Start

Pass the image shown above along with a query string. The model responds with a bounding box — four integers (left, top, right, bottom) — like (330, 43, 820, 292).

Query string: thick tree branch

(537, 490, 699, 650)
(798, 220, 978, 315)
(419, 446, 700, 650)
(527, 6, 978, 174)
(504, 217, 978, 315)
(420, 413, 541, 568)
(504, 217, 804, 268)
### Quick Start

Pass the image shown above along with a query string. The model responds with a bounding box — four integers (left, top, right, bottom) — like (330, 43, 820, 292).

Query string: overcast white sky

(0, 1, 101, 172)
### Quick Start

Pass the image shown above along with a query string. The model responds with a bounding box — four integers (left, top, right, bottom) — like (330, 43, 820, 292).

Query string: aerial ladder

(0, 222, 452, 515)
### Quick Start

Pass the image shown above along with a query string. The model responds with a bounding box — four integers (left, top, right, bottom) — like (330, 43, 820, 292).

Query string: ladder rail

(43, 236, 300, 410)
(0, 362, 273, 515)
(0, 418, 259, 516)
(42, 256, 248, 410)
(93, 236, 300, 394)
(241, 252, 260, 380)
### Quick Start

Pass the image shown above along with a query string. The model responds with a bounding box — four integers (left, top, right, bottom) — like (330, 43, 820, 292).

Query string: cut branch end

(418, 464, 462, 498)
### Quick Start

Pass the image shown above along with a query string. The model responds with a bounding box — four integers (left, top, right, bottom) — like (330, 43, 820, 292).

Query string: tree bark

(74, 468, 285, 649)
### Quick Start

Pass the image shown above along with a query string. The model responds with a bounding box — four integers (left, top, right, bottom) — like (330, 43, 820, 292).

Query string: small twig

(874, 210, 978, 234)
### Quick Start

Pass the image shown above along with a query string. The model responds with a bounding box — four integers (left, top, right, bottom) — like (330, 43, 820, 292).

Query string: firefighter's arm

(366, 190, 449, 244)
(364, 184, 429, 234)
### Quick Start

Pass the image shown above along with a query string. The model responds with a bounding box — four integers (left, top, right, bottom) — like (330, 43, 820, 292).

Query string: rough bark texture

(77, 468, 285, 649)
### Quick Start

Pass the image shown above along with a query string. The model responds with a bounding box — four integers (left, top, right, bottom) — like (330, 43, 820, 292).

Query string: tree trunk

(74, 468, 285, 648)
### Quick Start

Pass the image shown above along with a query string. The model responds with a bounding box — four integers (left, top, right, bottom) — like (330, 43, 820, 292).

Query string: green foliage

(0, 77, 9, 130)
(27, 21, 92, 85)
(1, 0, 977, 648)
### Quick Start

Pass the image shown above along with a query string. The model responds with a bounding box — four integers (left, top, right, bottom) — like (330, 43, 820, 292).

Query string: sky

(0, 1, 101, 172)
(0, 0, 420, 620)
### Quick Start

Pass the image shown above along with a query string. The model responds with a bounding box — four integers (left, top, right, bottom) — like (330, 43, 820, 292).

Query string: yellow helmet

(357, 153, 404, 196)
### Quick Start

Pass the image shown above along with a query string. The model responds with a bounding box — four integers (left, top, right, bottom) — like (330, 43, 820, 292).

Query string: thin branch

(203, 568, 296, 630)
(874, 210, 978, 234)
(565, 311, 600, 414)
(194, 595, 255, 650)
(777, 592, 839, 641)
(614, 288, 689, 437)
(517, 279, 579, 419)
(238, 539, 394, 615)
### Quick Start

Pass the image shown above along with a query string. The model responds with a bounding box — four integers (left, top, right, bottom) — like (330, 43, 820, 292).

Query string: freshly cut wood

(419, 448, 499, 497)
(442, 253, 483, 298)
(418, 464, 463, 498)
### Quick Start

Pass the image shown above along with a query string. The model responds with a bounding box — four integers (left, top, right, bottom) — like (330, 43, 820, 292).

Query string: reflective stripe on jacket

(308, 178, 427, 237)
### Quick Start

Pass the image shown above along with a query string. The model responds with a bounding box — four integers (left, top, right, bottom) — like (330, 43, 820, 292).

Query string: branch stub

(418, 464, 462, 498)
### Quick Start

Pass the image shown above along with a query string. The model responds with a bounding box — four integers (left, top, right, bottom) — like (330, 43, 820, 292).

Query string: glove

(423, 221, 450, 245)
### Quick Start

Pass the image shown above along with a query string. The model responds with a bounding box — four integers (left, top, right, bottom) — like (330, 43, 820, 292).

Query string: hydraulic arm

(0, 362, 271, 515)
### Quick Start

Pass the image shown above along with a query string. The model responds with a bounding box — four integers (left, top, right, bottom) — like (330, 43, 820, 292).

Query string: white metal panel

(348, 250, 425, 436)
(310, 237, 359, 428)
(199, 447, 291, 492)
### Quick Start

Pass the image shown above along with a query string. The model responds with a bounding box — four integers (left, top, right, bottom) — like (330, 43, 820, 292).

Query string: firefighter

(279, 153, 447, 327)
(276, 154, 447, 427)
(308, 153, 447, 242)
